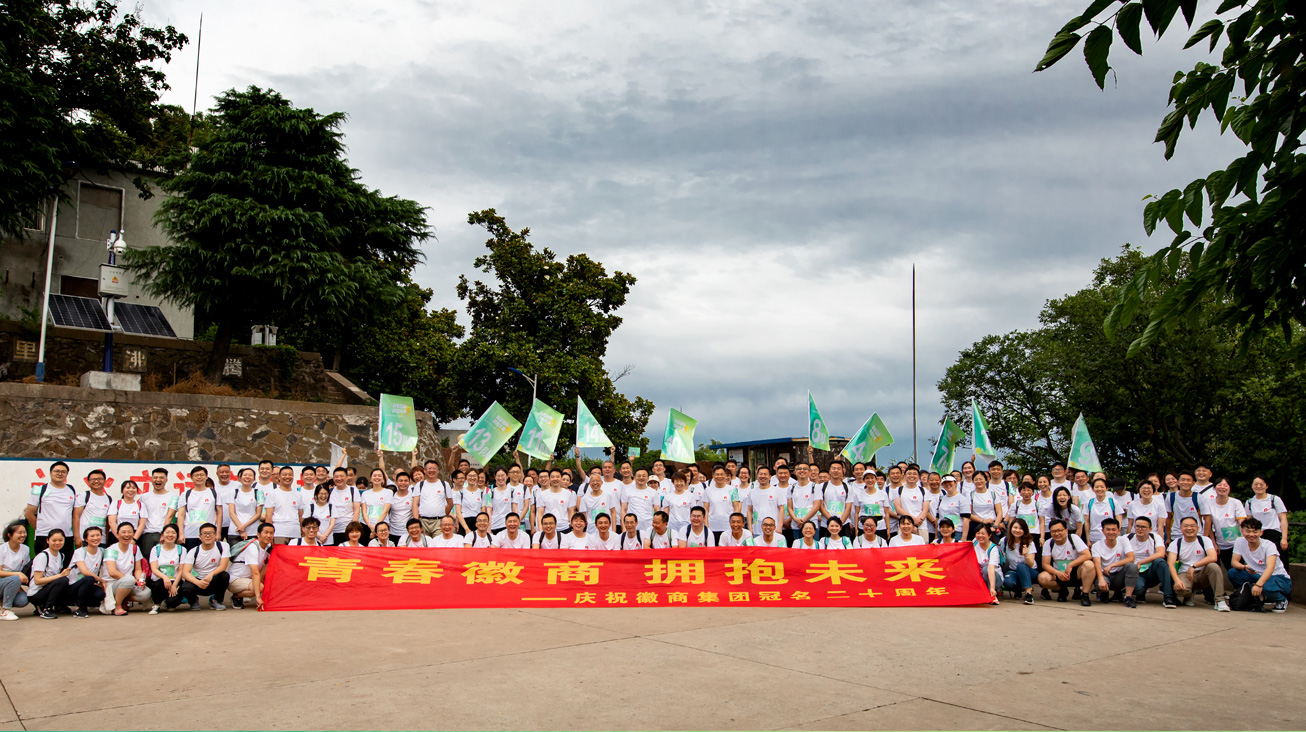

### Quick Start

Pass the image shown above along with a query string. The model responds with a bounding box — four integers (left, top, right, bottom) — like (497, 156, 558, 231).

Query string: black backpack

(1228, 582, 1264, 612)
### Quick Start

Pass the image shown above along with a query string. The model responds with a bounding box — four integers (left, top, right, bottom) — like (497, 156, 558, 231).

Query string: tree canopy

(126, 86, 429, 379)
(1035, 0, 1304, 359)
(0, 0, 187, 235)
(939, 247, 1305, 500)
(454, 209, 654, 456)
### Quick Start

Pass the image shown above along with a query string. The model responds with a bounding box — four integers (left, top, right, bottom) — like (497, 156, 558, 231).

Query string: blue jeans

(1003, 563, 1034, 592)
(0, 575, 29, 609)
(1136, 561, 1173, 597)
(1228, 568, 1292, 603)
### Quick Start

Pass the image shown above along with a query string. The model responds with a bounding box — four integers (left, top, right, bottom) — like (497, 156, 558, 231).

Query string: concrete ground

(0, 596, 1299, 731)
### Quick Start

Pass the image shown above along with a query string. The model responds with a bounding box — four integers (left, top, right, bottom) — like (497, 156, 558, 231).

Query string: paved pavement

(0, 596, 1300, 730)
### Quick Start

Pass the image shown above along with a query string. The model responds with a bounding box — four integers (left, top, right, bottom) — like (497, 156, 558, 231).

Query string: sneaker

(232, 597, 245, 609)
(1111, 591, 1124, 603)
(0, 609, 17, 621)
(1072, 587, 1082, 600)
(1080, 595, 1092, 607)
(73, 608, 89, 619)
(210, 601, 226, 611)
(1056, 588, 1069, 603)
(1097, 592, 1111, 604)
(190, 603, 204, 611)
(1124, 596, 1137, 609)
(1163, 597, 1178, 609)
(1271, 600, 1288, 613)
(148, 605, 160, 615)
(1214, 600, 1230, 612)
(1183, 596, 1195, 607)
(1040, 588, 1051, 601)
(39, 608, 58, 620)
(1023, 593, 1034, 605)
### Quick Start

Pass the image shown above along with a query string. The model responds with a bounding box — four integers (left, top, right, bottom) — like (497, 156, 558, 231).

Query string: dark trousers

(147, 577, 185, 608)
(333, 532, 350, 547)
(184, 538, 203, 551)
(138, 532, 161, 563)
(179, 571, 230, 605)
(69, 576, 105, 611)
(33, 535, 75, 567)
(29, 576, 70, 611)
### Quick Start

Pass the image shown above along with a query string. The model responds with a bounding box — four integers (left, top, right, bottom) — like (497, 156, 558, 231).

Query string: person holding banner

(794, 520, 819, 549)
(533, 514, 563, 549)
(756, 517, 787, 548)
(340, 522, 366, 548)
(854, 515, 886, 548)
(648, 512, 682, 548)
(718, 513, 755, 547)
(619, 514, 648, 549)
(465, 513, 494, 548)
(400, 519, 431, 548)
(491, 513, 532, 549)
(561, 513, 591, 550)
(588, 513, 621, 550)
(367, 522, 396, 548)
(431, 517, 463, 547)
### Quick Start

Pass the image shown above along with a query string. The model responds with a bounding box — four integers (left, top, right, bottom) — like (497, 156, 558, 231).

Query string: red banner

(262, 544, 990, 611)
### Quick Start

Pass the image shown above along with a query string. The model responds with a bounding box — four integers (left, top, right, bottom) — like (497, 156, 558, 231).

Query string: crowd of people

(0, 449, 1293, 618)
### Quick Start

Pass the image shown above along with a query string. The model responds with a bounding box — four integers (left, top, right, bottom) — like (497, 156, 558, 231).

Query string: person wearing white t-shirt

(464, 513, 494, 548)
(1083, 478, 1124, 544)
(1165, 472, 1205, 542)
(288, 516, 328, 547)
(415, 460, 452, 537)
(1048, 462, 1070, 493)
(138, 468, 179, 561)
(647, 512, 684, 548)
(1202, 478, 1247, 568)
(399, 519, 430, 548)
(1090, 518, 1138, 607)
(893, 466, 928, 540)
(966, 472, 1004, 541)
(703, 467, 741, 543)
(71, 469, 113, 551)
(101, 522, 151, 615)
(367, 522, 396, 548)
(794, 520, 820, 549)
(533, 514, 563, 549)
(431, 517, 464, 548)
(1071, 470, 1093, 508)
(0, 523, 32, 620)
(107, 480, 145, 546)
(931, 476, 971, 543)
(718, 513, 755, 547)
(756, 517, 787, 548)
(578, 479, 622, 533)
(560, 513, 591, 550)
(535, 470, 575, 534)
(620, 470, 660, 533)
(27, 529, 70, 619)
(1039, 519, 1094, 606)
(618, 514, 648, 549)
(786, 464, 821, 545)
(659, 472, 701, 535)
(228, 523, 274, 609)
(213, 463, 239, 540)
(1192, 463, 1215, 500)
(1000, 520, 1037, 605)
(386, 472, 419, 540)
(68, 526, 107, 617)
(1008, 483, 1043, 542)
(1166, 516, 1227, 611)
(853, 516, 886, 549)
(972, 525, 1001, 605)
(25, 460, 77, 561)
(180, 523, 230, 610)
(819, 461, 852, 538)
(1228, 517, 1292, 612)
(1127, 481, 1168, 536)
(684, 507, 715, 548)
(265, 467, 306, 544)
(1247, 475, 1289, 553)
(323, 469, 359, 545)
(818, 517, 852, 549)
(228, 469, 265, 543)
(888, 516, 928, 547)
(586, 513, 621, 550)
(746, 467, 785, 535)
(491, 513, 532, 549)
(1127, 516, 1172, 605)
(147, 524, 186, 613)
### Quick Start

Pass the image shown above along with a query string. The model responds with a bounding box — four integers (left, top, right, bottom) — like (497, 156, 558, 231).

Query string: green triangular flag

(841, 412, 894, 464)
(575, 397, 613, 448)
(972, 398, 995, 464)
(517, 399, 564, 460)
(929, 416, 966, 475)
(808, 392, 830, 451)
(661, 408, 697, 463)
(458, 401, 522, 466)
(1067, 413, 1102, 472)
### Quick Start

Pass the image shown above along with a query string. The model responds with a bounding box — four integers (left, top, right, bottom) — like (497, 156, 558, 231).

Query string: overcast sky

(146, 0, 1241, 463)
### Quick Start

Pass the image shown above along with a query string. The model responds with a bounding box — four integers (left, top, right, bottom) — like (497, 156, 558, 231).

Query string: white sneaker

(148, 605, 160, 615)
(210, 601, 226, 611)
(1214, 600, 1230, 612)
(1183, 596, 1195, 606)
(0, 609, 17, 621)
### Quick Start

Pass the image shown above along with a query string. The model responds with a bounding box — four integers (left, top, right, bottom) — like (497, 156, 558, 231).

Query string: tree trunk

(204, 319, 235, 382)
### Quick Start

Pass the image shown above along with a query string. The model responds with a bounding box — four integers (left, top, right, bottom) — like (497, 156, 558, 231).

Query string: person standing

(264, 466, 305, 545)
(71, 469, 113, 551)
(25, 460, 76, 563)
(326, 468, 360, 545)
(138, 468, 178, 560)
(415, 460, 451, 538)
(1246, 475, 1290, 555)
(1202, 478, 1246, 568)
(178, 467, 223, 550)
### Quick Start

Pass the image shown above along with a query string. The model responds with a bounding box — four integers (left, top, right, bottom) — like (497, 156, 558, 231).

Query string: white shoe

(1183, 596, 1195, 606)
(0, 609, 17, 621)
(210, 601, 226, 611)
(1272, 600, 1288, 613)
(1214, 600, 1230, 612)
(103, 595, 116, 612)
(148, 605, 160, 615)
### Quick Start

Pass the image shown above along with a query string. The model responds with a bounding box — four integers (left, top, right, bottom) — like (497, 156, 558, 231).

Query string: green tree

(1035, 0, 1305, 358)
(0, 0, 187, 234)
(127, 87, 429, 380)
(455, 209, 654, 456)
(939, 247, 1306, 499)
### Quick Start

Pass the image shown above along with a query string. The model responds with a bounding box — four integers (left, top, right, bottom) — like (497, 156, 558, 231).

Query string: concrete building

(1, 169, 194, 339)
(714, 436, 853, 473)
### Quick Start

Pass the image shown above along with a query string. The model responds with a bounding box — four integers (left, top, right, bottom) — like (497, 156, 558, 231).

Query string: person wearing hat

(929, 475, 970, 543)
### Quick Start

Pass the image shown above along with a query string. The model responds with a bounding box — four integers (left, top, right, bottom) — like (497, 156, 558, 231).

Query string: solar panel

(47, 294, 111, 331)
(114, 302, 177, 338)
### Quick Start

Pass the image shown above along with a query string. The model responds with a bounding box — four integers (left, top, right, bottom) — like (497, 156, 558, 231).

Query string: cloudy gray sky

(147, 0, 1241, 462)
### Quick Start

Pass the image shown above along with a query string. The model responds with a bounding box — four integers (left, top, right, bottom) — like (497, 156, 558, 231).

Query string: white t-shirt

(26, 484, 76, 536)
(415, 480, 451, 518)
(747, 485, 786, 533)
(326, 487, 356, 529)
(684, 526, 715, 548)
(69, 546, 103, 582)
(820, 536, 851, 550)
(1042, 535, 1089, 570)
(265, 489, 304, 538)
(31, 548, 63, 576)
(491, 530, 532, 549)
(227, 541, 268, 580)
(659, 490, 700, 533)
(1083, 495, 1122, 543)
(586, 532, 621, 551)
(1231, 537, 1288, 578)
(397, 534, 430, 548)
(488, 487, 517, 530)
(851, 534, 883, 549)
(619, 531, 647, 550)
(1001, 540, 1034, 571)
(305, 502, 335, 540)
(577, 490, 622, 528)
(535, 490, 575, 528)
(1167, 535, 1213, 572)
(1043, 504, 1083, 533)
(649, 528, 682, 549)
(1126, 497, 1167, 532)
(180, 488, 221, 540)
(1091, 537, 1134, 573)
(888, 534, 927, 547)
(359, 488, 392, 528)
(139, 490, 177, 533)
(1166, 492, 1205, 540)
(0, 542, 31, 572)
(703, 485, 740, 532)
(717, 531, 755, 547)
(366, 538, 395, 548)
(387, 491, 417, 536)
(532, 531, 563, 549)
(459, 488, 484, 522)
(150, 544, 184, 580)
(230, 488, 265, 535)
(560, 532, 591, 550)
(895, 485, 926, 528)
(972, 541, 1001, 568)
(431, 534, 464, 548)
(621, 486, 660, 530)
(182, 542, 228, 579)
(73, 490, 113, 531)
(215, 481, 238, 529)
(758, 532, 789, 548)
(1247, 495, 1287, 532)
(1129, 532, 1166, 569)
(788, 482, 819, 527)
(109, 498, 143, 535)
(1010, 499, 1042, 534)
(968, 489, 999, 521)
(934, 493, 970, 535)
(101, 543, 142, 579)
(1204, 498, 1247, 549)
(820, 481, 849, 528)
(464, 532, 493, 548)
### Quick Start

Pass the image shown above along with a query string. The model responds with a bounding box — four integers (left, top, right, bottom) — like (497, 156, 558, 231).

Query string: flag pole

(912, 263, 917, 464)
